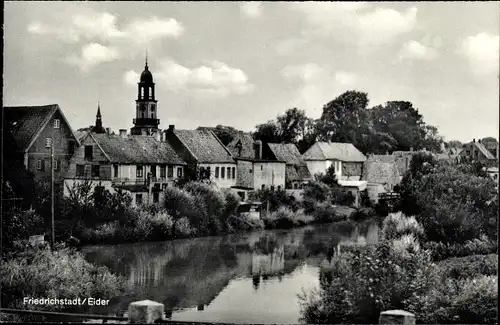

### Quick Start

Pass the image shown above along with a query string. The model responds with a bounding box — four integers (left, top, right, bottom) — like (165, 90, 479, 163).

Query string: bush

(263, 207, 313, 229)
(380, 212, 424, 241)
(351, 207, 377, 222)
(249, 188, 300, 212)
(0, 246, 125, 322)
(312, 201, 344, 223)
(437, 254, 498, 279)
(405, 275, 498, 324)
(423, 236, 498, 261)
(226, 215, 265, 233)
(303, 181, 331, 203)
(2, 208, 44, 249)
(299, 239, 438, 324)
(184, 182, 226, 234)
(174, 217, 196, 237)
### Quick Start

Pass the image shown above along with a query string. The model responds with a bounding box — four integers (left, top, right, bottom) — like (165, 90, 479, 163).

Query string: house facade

(362, 155, 402, 204)
(302, 142, 367, 181)
(227, 133, 286, 200)
(64, 131, 186, 207)
(460, 139, 498, 167)
(267, 143, 313, 189)
(165, 126, 237, 189)
(4, 104, 80, 190)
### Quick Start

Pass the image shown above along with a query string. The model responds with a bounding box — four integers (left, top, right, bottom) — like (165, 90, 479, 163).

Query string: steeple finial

(97, 101, 101, 117)
(145, 49, 148, 69)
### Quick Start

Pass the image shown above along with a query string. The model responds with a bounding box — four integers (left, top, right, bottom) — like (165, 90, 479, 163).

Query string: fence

(1, 300, 416, 324)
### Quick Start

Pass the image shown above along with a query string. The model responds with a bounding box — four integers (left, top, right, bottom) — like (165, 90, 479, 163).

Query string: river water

(83, 220, 379, 324)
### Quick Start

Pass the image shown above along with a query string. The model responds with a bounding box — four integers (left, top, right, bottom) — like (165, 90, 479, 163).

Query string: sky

(4, 1, 499, 142)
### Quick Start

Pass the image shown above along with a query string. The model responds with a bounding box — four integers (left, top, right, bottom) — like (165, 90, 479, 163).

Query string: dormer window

(54, 119, 60, 129)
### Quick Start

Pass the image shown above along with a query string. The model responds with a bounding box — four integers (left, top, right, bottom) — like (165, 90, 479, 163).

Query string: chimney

(119, 129, 127, 139)
(255, 140, 263, 160)
(105, 127, 111, 135)
(473, 138, 476, 143)
(168, 125, 175, 133)
(478, 139, 481, 144)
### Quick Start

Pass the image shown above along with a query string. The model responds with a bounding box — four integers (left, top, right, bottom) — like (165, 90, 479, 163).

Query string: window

(160, 165, 166, 178)
(54, 160, 60, 171)
(167, 166, 173, 178)
(37, 159, 44, 171)
(261, 184, 265, 190)
(215, 167, 220, 178)
(151, 105, 156, 111)
(76, 164, 84, 176)
(207, 166, 211, 179)
(54, 119, 60, 129)
(261, 165, 263, 171)
(474, 151, 479, 158)
(136, 194, 143, 206)
(249, 168, 252, 174)
(68, 140, 75, 155)
(177, 167, 183, 178)
(151, 113, 154, 119)
(294, 183, 298, 189)
(232, 167, 236, 179)
(199, 166, 205, 179)
(84, 145, 93, 160)
(150, 165, 156, 178)
(113, 165, 118, 178)
(137, 165, 143, 178)
(153, 192, 159, 204)
(221, 166, 225, 179)
(45, 138, 52, 148)
(227, 167, 231, 179)
(91, 165, 100, 177)
(141, 88, 144, 98)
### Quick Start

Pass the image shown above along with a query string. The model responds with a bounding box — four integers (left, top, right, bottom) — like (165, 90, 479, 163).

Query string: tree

(318, 91, 370, 144)
(197, 125, 240, 145)
(253, 120, 282, 143)
(253, 108, 309, 145)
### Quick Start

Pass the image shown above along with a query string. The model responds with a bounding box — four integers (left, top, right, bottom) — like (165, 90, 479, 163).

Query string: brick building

(4, 104, 80, 188)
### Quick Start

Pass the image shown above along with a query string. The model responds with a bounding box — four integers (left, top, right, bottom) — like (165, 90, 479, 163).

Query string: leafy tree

(198, 125, 240, 146)
(254, 108, 310, 145)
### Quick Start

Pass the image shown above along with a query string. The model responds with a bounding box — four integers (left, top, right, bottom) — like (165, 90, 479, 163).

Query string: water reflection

(83, 220, 378, 323)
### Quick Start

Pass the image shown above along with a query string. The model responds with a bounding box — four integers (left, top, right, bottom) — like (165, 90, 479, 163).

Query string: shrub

(437, 254, 498, 279)
(249, 188, 300, 212)
(2, 208, 44, 249)
(226, 215, 265, 233)
(263, 207, 313, 229)
(0, 246, 125, 322)
(423, 236, 498, 261)
(299, 239, 438, 324)
(174, 217, 196, 237)
(380, 212, 424, 241)
(312, 201, 344, 223)
(351, 207, 377, 222)
(303, 181, 331, 202)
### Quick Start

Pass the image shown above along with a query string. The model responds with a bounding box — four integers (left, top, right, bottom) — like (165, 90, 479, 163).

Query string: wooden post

(128, 300, 164, 323)
(51, 130, 55, 248)
(379, 310, 416, 325)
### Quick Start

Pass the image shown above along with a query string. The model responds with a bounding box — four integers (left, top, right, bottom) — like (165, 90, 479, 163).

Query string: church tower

(131, 54, 160, 136)
(91, 101, 106, 134)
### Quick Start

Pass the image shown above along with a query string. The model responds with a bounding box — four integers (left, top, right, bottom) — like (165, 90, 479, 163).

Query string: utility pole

(51, 126, 55, 249)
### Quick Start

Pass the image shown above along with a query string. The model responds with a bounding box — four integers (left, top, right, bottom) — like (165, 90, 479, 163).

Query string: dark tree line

(251, 90, 445, 154)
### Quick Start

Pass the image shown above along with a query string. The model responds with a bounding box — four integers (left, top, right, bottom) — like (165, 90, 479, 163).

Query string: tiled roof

(302, 142, 366, 162)
(285, 165, 313, 181)
(367, 154, 396, 163)
(4, 104, 58, 151)
(174, 129, 235, 164)
(267, 143, 304, 165)
(226, 132, 255, 159)
(473, 142, 496, 160)
(362, 160, 400, 185)
(91, 134, 186, 165)
(74, 130, 88, 142)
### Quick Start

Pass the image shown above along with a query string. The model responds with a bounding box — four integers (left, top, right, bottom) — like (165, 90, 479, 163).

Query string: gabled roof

(226, 132, 255, 159)
(173, 129, 235, 164)
(362, 160, 401, 185)
(472, 142, 496, 160)
(267, 143, 305, 166)
(88, 133, 186, 165)
(285, 165, 313, 182)
(302, 142, 366, 162)
(4, 104, 81, 152)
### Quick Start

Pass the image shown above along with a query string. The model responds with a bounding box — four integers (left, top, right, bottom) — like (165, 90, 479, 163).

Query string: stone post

(128, 300, 164, 323)
(379, 310, 416, 325)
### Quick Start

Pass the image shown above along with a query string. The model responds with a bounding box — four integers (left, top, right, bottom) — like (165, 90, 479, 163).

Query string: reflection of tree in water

(252, 275, 260, 291)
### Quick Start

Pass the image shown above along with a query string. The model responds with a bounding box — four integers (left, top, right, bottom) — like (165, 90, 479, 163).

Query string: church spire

(96, 101, 102, 118)
(145, 49, 148, 70)
(92, 101, 105, 134)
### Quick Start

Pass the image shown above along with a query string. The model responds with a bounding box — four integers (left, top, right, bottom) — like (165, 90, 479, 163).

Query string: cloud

(125, 59, 254, 98)
(291, 2, 418, 48)
(282, 63, 358, 114)
(275, 38, 308, 56)
(67, 43, 120, 72)
(240, 2, 263, 18)
(27, 10, 184, 70)
(459, 32, 499, 76)
(399, 40, 439, 60)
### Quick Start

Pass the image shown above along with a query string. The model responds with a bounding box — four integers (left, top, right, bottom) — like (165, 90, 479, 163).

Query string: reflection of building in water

(251, 245, 285, 276)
